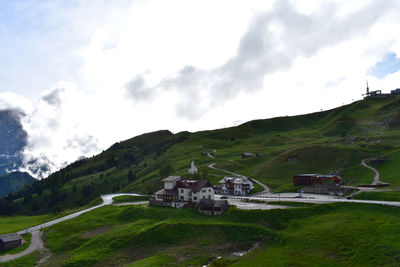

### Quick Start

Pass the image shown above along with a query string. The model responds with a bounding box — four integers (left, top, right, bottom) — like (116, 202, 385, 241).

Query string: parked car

(346, 196, 352, 200)
(220, 196, 228, 199)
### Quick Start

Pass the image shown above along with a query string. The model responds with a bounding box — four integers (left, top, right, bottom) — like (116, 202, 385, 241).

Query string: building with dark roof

(293, 174, 342, 186)
(0, 233, 22, 251)
(151, 176, 214, 208)
(198, 199, 230, 216)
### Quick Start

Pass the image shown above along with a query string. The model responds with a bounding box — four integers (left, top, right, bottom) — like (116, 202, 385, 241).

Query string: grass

(112, 195, 150, 203)
(0, 233, 31, 256)
(0, 214, 57, 235)
(0, 251, 40, 267)
(354, 190, 400, 202)
(34, 202, 400, 266)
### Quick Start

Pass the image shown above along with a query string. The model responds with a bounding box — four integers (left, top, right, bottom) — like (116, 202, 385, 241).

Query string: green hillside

(2, 97, 400, 215)
(3, 203, 400, 266)
(0, 171, 35, 197)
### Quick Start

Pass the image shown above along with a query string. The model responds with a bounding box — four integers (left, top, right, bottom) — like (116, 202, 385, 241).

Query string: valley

(1, 97, 400, 266)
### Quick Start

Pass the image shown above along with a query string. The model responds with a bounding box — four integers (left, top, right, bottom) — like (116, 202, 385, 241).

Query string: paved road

(17, 193, 142, 234)
(225, 194, 400, 207)
(0, 193, 143, 263)
(361, 158, 381, 185)
(206, 151, 270, 193)
(113, 201, 149, 206)
(0, 231, 44, 263)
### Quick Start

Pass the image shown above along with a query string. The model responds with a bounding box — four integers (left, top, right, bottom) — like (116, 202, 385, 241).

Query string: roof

(154, 188, 178, 196)
(198, 199, 229, 211)
(219, 176, 253, 185)
(0, 233, 22, 243)
(177, 180, 213, 192)
(313, 175, 342, 179)
(162, 176, 182, 182)
(294, 174, 320, 177)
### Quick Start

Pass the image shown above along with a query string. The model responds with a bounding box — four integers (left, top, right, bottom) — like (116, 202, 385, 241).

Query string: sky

(1, 0, 400, 178)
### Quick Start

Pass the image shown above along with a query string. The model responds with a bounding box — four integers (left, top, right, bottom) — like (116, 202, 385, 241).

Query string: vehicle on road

(220, 196, 228, 199)
(295, 193, 302, 198)
(346, 196, 352, 200)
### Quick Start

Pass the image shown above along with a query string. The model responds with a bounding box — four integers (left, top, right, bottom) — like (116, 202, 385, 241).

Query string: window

(203, 196, 205, 199)
(181, 189, 184, 193)
(194, 196, 197, 200)
(180, 196, 184, 200)
(202, 189, 206, 193)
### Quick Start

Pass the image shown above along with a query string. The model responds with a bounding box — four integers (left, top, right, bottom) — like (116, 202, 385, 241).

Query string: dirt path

(206, 151, 270, 193)
(0, 231, 43, 263)
(361, 158, 383, 185)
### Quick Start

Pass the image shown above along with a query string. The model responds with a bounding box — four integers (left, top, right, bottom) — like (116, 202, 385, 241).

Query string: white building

(152, 176, 214, 207)
(188, 160, 198, 174)
(219, 177, 254, 195)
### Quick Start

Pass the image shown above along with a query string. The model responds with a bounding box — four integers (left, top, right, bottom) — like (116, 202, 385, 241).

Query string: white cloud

(1, 0, 400, 178)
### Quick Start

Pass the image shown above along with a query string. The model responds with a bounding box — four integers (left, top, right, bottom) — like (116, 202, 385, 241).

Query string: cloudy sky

(1, 0, 400, 178)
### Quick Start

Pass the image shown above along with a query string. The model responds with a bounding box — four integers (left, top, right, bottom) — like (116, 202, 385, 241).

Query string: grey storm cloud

(125, 75, 155, 102)
(126, 0, 400, 120)
(41, 87, 65, 107)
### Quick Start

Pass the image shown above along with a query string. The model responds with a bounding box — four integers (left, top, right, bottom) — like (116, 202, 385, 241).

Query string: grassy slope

(4, 97, 400, 216)
(32, 203, 400, 266)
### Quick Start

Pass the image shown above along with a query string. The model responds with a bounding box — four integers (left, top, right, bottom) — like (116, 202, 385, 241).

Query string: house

(0, 233, 22, 251)
(293, 174, 342, 186)
(198, 199, 229, 216)
(151, 176, 214, 208)
(241, 153, 254, 158)
(218, 177, 254, 195)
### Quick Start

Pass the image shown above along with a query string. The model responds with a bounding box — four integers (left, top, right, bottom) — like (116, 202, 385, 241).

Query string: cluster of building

(150, 173, 256, 215)
(150, 176, 229, 215)
(293, 174, 345, 196)
(216, 177, 255, 195)
(364, 82, 400, 99)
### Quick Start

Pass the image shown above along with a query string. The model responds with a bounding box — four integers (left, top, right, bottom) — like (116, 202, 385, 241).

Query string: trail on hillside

(361, 158, 386, 185)
(206, 150, 270, 193)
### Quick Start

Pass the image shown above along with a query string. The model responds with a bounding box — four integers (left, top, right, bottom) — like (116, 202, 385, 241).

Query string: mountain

(2, 97, 400, 215)
(0, 109, 27, 175)
(0, 171, 35, 197)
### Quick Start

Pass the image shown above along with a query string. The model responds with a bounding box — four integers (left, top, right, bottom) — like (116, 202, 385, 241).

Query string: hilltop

(2, 96, 400, 215)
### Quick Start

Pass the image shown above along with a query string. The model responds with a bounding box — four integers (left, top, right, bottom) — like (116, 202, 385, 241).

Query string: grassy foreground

(9, 203, 392, 266)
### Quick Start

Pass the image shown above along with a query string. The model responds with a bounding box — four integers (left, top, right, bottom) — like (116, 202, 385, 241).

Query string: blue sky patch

(368, 52, 400, 79)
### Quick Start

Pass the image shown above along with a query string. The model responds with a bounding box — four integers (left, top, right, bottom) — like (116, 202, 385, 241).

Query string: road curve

(0, 231, 44, 263)
(0, 193, 143, 263)
(17, 193, 143, 235)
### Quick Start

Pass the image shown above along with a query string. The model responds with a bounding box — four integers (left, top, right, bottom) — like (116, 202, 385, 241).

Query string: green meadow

(2, 203, 399, 266)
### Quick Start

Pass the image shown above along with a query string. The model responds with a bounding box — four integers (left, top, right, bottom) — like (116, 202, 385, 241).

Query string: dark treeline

(0, 130, 190, 216)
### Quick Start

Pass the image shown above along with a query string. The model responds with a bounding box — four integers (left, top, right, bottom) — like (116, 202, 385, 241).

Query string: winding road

(0, 193, 144, 263)
(206, 150, 270, 193)
(0, 231, 44, 263)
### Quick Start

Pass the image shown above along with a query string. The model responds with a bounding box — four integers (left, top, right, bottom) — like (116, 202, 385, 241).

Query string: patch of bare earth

(81, 226, 114, 239)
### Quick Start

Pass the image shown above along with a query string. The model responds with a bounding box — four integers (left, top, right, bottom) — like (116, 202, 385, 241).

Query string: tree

(159, 161, 174, 177)
(128, 169, 136, 182)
